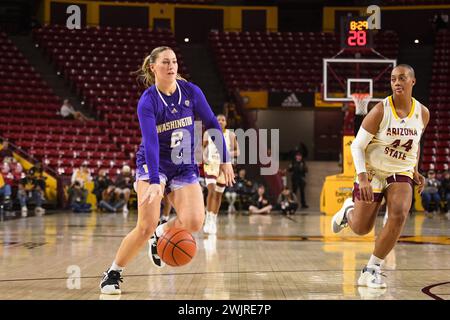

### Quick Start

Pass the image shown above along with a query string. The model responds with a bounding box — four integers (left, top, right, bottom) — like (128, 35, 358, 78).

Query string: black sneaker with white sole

(100, 270, 123, 295)
(148, 232, 166, 268)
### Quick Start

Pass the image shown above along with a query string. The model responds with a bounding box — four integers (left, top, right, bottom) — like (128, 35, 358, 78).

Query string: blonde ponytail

(134, 46, 187, 88)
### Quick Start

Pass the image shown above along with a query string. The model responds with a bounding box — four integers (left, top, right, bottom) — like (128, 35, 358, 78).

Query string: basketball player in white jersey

(203, 114, 239, 234)
(331, 64, 429, 288)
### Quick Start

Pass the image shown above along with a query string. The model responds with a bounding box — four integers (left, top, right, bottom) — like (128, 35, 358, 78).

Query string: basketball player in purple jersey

(100, 47, 235, 294)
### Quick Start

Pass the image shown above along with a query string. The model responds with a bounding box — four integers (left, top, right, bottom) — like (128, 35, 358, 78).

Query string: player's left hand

(220, 163, 235, 187)
(413, 171, 426, 194)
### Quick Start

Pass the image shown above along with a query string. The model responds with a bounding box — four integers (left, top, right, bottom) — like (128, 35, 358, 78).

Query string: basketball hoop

(351, 93, 371, 116)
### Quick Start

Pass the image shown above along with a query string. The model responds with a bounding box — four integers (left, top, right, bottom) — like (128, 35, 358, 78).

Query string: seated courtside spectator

(68, 181, 91, 213)
(249, 184, 272, 215)
(0, 170, 13, 212)
(98, 185, 126, 214)
(439, 170, 450, 214)
(29, 161, 46, 196)
(421, 170, 441, 215)
(224, 184, 238, 214)
(71, 161, 92, 188)
(114, 165, 134, 214)
(277, 186, 298, 215)
(10, 161, 24, 194)
(0, 161, 21, 213)
(18, 169, 45, 217)
(235, 168, 256, 211)
(93, 169, 114, 205)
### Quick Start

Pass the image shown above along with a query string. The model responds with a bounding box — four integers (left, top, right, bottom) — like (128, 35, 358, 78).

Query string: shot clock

(340, 16, 373, 49)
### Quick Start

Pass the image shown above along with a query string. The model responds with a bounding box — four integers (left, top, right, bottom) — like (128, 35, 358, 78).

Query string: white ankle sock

(155, 223, 166, 238)
(344, 199, 354, 219)
(109, 261, 123, 273)
(368, 254, 384, 266)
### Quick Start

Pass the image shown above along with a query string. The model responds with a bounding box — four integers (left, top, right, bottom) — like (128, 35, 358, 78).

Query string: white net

(351, 93, 371, 116)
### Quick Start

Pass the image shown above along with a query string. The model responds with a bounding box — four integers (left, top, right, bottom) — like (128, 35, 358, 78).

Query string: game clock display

(340, 17, 373, 49)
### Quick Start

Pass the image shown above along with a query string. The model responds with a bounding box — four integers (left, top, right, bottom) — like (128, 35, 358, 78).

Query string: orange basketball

(157, 228, 196, 267)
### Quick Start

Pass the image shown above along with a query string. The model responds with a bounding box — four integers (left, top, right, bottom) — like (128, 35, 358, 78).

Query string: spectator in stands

(421, 170, 441, 215)
(18, 169, 45, 217)
(60, 99, 91, 122)
(234, 168, 256, 211)
(68, 181, 91, 213)
(432, 12, 449, 32)
(98, 185, 126, 214)
(277, 186, 298, 215)
(0, 139, 13, 161)
(93, 169, 114, 205)
(114, 165, 134, 215)
(439, 170, 450, 214)
(289, 152, 309, 209)
(249, 184, 272, 214)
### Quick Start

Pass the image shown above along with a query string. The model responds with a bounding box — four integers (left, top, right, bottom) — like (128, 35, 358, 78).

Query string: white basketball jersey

(365, 96, 424, 173)
(205, 129, 232, 163)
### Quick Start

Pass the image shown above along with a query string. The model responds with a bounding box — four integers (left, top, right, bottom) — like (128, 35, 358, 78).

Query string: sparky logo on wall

(282, 93, 302, 107)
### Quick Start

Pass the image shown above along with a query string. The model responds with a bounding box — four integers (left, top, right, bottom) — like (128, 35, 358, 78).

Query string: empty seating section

(0, 31, 126, 177)
(33, 25, 188, 168)
(422, 30, 450, 172)
(209, 30, 399, 94)
(210, 31, 339, 93)
(33, 25, 187, 109)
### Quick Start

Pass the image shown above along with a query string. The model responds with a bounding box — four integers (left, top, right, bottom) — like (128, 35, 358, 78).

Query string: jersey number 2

(170, 131, 184, 159)
(170, 131, 183, 148)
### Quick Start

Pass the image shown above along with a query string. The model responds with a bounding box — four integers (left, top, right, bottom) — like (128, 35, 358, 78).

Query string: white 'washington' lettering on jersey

(365, 96, 424, 173)
(156, 116, 193, 134)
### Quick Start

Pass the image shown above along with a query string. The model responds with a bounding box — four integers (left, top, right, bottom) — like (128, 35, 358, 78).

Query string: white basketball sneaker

(331, 198, 354, 233)
(209, 214, 217, 235)
(358, 264, 387, 289)
(203, 212, 211, 234)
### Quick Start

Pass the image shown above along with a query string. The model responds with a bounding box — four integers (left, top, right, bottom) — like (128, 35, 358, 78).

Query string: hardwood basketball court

(0, 211, 448, 300)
